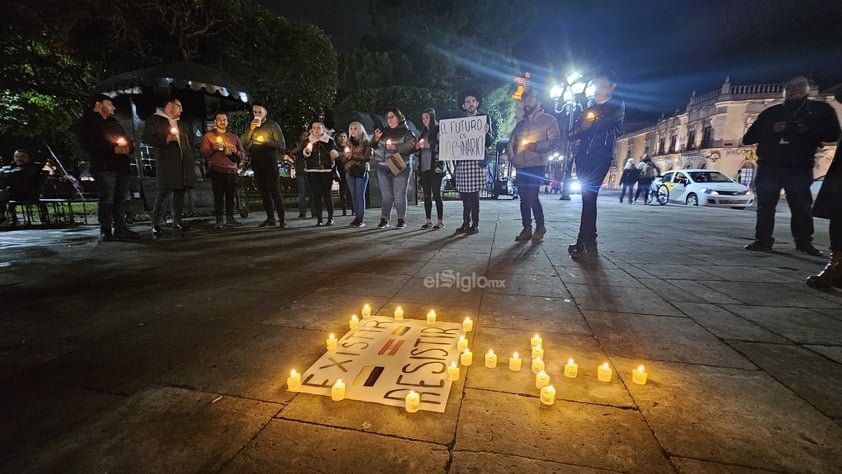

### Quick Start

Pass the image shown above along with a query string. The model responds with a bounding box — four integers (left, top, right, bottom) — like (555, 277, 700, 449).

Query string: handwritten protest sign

(439, 115, 487, 160)
(297, 316, 463, 413)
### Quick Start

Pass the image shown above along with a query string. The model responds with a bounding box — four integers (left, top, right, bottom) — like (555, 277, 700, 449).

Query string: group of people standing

(618, 154, 658, 204)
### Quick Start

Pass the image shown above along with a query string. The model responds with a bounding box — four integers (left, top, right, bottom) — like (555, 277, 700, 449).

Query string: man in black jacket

(241, 103, 287, 227)
(742, 76, 841, 256)
(80, 94, 138, 241)
(567, 70, 625, 258)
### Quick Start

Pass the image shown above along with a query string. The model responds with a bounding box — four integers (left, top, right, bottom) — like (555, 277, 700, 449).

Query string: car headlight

(701, 187, 719, 195)
(746, 190, 753, 196)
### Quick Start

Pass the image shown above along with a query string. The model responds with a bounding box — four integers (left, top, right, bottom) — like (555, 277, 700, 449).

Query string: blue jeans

(93, 171, 130, 232)
(377, 166, 412, 220)
(516, 166, 545, 228)
(348, 173, 368, 220)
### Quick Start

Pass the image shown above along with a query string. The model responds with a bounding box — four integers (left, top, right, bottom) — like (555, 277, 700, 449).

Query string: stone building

(614, 77, 842, 185)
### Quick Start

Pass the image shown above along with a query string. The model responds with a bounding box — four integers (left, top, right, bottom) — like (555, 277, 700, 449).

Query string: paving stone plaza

(2, 193, 840, 473)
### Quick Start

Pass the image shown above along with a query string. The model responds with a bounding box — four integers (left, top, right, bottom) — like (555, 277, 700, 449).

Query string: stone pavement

(1, 192, 840, 473)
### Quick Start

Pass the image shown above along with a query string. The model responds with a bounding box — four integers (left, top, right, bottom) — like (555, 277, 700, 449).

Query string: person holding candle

(302, 121, 340, 226)
(507, 88, 560, 242)
(241, 103, 287, 228)
(342, 121, 372, 227)
(200, 112, 245, 229)
(416, 108, 445, 230)
(79, 94, 139, 241)
(334, 130, 350, 217)
(453, 90, 492, 235)
(567, 70, 624, 258)
(142, 98, 197, 238)
(371, 107, 417, 229)
(285, 129, 315, 219)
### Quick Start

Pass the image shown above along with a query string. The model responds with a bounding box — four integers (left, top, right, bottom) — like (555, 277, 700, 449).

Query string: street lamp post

(551, 73, 588, 200)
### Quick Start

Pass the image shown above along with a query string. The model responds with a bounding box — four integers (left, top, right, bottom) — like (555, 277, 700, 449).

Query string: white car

(651, 169, 755, 208)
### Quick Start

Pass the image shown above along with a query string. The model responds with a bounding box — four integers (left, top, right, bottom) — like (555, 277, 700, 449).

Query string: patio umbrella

(94, 62, 252, 104)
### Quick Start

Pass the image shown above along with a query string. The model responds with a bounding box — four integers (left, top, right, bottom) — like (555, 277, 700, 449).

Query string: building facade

(614, 78, 841, 186)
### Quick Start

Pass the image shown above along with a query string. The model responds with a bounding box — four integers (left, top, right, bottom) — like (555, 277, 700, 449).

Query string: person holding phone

(241, 103, 287, 227)
(370, 108, 417, 229)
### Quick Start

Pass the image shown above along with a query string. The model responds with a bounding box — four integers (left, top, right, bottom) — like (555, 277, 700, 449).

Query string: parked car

(652, 169, 754, 208)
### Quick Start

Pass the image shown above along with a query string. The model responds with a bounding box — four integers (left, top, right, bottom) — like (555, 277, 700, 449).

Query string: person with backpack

(634, 155, 657, 203)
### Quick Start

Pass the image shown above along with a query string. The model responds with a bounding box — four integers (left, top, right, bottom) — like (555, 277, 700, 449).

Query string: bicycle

(644, 179, 669, 205)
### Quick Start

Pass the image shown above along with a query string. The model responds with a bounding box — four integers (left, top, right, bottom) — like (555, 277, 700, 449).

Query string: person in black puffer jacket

(301, 121, 339, 226)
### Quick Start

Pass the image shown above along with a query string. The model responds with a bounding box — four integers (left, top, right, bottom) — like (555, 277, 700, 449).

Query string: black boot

(806, 251, 842, 289)
(455, 221, 469, 234)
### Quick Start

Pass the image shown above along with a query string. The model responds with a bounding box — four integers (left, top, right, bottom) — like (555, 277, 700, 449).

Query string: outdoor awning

(95, 62, 252, 104)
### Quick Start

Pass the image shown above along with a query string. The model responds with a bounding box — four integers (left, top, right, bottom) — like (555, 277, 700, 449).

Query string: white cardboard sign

(438, 115, 487, 160)
(297, 316, 463, 413)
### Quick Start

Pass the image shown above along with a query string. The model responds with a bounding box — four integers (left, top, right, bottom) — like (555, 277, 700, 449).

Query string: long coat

(812, 141, 841, 220)
(142, 114, 197, 191)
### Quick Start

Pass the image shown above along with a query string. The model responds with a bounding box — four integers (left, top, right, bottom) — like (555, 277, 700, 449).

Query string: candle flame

(329, 333, 335, 339)
(488, 349, 494, 355)
(539, 370, 546, 376)
(291, 369, 297, 377)
(170, 127, 178, 134)
(568, 358, 575, 366)
(216, 136, 223, 142)
(513, 352, 519, 359)
(464, 348, 470, 355)
(602, 362, 609, 370)
(535, 357, 542, 363)
(351, 315, 358, 320)
(637, 365, 645, 373)
(450, 361, 457, 368)
(335, 379, 343, 385)
(458, 335, 465, 341)
(428, 310, 436, 317)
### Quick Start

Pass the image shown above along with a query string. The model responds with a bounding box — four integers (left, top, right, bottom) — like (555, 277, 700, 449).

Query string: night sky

(263, 0, 842, 121)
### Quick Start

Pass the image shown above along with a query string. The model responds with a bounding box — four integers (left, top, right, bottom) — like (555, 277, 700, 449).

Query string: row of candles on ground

(353, 305, 474, 330)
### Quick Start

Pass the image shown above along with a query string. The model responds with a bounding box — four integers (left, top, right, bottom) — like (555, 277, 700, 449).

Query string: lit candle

(405, 390, 420, 413)
(331, 379, 345, 401)
(116, 137, 127, 146)
(485, 349, 498, 368)
(394, 306, 404, 320)
(426, 310, 437, 324)
(463, 317, 473, 332)
(344, 146, 350, 154)
(564, 358, 579, 378)
(215, 135, 224, 150)
(531, 344, 544, 360)
(286, 369, 301, 391)
(216, 136, 223, 143)
(532, 356, 545, 374)
(256, 135, 265, 143)
(540, 385, 556, 405)
(460, 348, 473, 366)
(521, 139, 528, 146)
(349, 314, 359, 330)
(597, 362, 613, 382)
(170, 126, 178, 135)
(531, 334, 542, 348)
(586, 111, 596, 120)
(326, 333, 337, 351)
(508, 352, 522, 371)
(386, 139, 392, 148)
(361, 304, 371, 318)
(535, 370, 550, 389)
(632, 365, 648, 385)
(448, 361, 460, 381)
(457, 335, 468, 352)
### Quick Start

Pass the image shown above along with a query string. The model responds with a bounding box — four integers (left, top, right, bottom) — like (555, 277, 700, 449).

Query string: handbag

(349, 163, 367, 177)
(386, 153, 406, 176)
